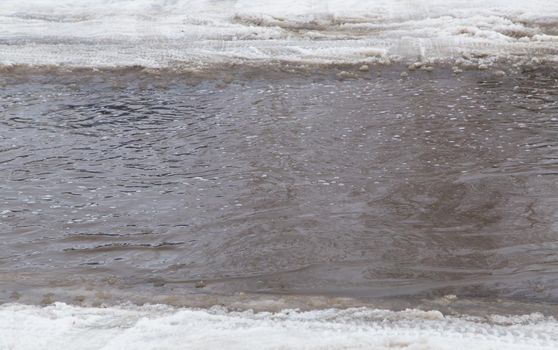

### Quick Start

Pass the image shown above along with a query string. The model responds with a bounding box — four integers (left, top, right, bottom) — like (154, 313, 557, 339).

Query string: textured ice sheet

(0, 0, 557, 69)
(1, 303, 558, 350)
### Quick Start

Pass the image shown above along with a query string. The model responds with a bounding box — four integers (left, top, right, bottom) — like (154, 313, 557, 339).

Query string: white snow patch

(1, 303, 558, 350)
(0, 0, 556, 68)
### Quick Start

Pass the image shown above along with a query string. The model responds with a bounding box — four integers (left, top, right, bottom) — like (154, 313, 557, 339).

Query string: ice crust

(1, 303, 558, 350)
(0, 0, 557, 69)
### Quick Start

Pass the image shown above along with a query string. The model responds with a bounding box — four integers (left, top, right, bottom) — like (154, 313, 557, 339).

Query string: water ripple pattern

(0, 69, 557, 304)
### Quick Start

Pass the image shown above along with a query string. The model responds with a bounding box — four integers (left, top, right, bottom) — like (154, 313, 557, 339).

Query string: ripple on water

(0, 69, 557, 305)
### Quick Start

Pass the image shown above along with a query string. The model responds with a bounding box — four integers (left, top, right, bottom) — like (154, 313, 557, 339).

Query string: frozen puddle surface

(0, 0, 557, 69)
(1, 303, 558, 350)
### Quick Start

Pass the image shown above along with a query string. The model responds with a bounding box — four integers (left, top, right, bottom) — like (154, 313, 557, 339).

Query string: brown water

(1, 68, 557, 307)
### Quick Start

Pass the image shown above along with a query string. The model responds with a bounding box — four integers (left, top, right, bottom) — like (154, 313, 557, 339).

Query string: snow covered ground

(1, 302, 558, 350)
(0, 0, 557, 68)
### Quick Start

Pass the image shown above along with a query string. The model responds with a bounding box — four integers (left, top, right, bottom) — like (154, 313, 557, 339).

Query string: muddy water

(1, 68, 557, 307)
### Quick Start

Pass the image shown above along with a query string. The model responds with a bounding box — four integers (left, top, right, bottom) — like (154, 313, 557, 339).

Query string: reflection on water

(0, 69, 557, 305)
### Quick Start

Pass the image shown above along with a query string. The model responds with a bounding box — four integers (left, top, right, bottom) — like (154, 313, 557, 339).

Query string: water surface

(1, 68, 557, 307)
